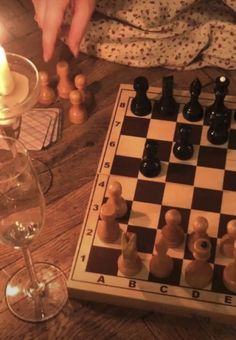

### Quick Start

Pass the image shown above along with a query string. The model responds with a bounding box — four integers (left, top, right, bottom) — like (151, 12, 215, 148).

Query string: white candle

(0, 45, 15, 96)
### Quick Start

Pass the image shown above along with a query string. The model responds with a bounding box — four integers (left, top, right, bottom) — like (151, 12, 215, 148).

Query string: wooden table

(1, 1, 236, 338)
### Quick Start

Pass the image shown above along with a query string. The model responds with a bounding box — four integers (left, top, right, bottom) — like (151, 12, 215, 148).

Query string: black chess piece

(173, 124, 194, 160)
(153, 76, 179, 116)
(140, 140, 161, 177)
(183, 78, 204, 122)
(205, 75, 231, 127)
(207, 112, 229, 145)
(131, 76, 152, 116)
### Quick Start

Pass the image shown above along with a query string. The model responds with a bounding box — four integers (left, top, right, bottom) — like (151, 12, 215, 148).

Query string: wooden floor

(1, 1, 236, 339)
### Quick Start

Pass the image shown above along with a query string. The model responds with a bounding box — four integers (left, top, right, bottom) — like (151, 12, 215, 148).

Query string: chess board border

(68, 84, 236, 322)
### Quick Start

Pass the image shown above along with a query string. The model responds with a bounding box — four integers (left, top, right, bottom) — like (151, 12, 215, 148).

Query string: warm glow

(0, 45, 15, 96)
(6, 284, 20, 297)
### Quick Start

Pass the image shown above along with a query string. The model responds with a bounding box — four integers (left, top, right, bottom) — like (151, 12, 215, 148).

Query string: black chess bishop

(131, 76, 152, 116)
(140, 140, 161, 177)
(173, 124, 194, 160)
(183, 78, 204, 122)
(153, 75, 179, 116)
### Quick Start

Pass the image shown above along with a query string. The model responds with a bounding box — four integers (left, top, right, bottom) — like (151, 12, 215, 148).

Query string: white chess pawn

(185, 238, 213, 289)
(161, 209, 184, 248)
(149, 233, 173, 278)
(107, 181, 127, 218)
(118, 232, 142, 277)
(220, 219, 236, 258)
(56, 61, 73, 99)
(188, 216, 209, 253)
(38, 71, 56, 106)
(223, 240, 236, 293)
(68, 90, 87, 124)
(74, 74, 93, 109)
(97, 203, 121, 243)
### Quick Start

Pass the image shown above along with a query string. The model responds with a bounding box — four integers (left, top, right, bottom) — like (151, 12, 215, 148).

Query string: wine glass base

(6, 263, 68, 322)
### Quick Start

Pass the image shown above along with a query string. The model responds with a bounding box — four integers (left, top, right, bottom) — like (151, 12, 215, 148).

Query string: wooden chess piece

(118, 232, 142, 276)
(74, 74, 93, 109)
(68, 90, 87, 124)
(161, 209, 185, 248)
(220, 219, 236, 258)
(107, 181, 127, 218)
(149, 233, 173, 278)
(38, 71, 56, 106)
(97, 203, 121, 243)
(188, 216, 209, 253)
(56, 61, 73, 99)
(185, 238, 213, 289)
(223, 240, 236, 293)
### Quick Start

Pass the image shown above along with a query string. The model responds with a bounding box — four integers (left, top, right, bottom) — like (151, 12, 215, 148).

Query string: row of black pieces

(140, 126, 193, 178)
(131, 76, 232, 146)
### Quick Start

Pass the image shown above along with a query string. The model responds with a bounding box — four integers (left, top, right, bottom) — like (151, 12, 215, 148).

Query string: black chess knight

(183, 78, 204, 122)
(153, 76, 179, 116)
(131, 76, 152, 116)
(140, 140, 161, 177)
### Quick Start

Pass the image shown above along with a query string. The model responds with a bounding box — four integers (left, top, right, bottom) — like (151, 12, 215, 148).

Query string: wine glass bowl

(0, 136, 68, 322)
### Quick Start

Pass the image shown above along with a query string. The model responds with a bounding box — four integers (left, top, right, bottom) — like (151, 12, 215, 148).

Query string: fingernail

(71, 44, 79, 58)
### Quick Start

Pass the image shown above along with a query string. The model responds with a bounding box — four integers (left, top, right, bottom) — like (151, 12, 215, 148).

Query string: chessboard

(67, 79, 236, 322)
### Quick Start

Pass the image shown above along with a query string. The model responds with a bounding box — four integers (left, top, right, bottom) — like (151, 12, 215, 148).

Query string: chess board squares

(173, 122, 202, 145)
(194, 167, 224, 190)
(121, 116, 150, 138)
(147, 119, 176, 142)
(221, 190, 236, 215)
(225, 150, 236, 171)
(212, 264, 236, 295)
(201, 126, 228, 149)
(169, 144, 200, 166)
(223, 170, 236, 191)
(116, 135, 145, 159)
(192, 188, 222, 213)
(151, 103, 179, 122)
(106, 175, 137, 202)
(197, 146, 227, 169)
(86, 246, 120, 276)
(134, 180, 165, 205)
(138, 161, 168, 183)
(111, 155, 140, 177)
(228, 129, 236, 149)
(162, 183, 194, 209)
(148, 258, 182, 286)
(188, 210, 220, 238)
(218, 214, 236, 238)
(166, 163, 196, 185)
(128, 201, 161, 229)
(127, 225, 157, 254)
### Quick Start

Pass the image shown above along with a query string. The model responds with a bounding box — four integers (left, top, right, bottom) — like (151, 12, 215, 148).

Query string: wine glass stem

(21, 246, 41, 291)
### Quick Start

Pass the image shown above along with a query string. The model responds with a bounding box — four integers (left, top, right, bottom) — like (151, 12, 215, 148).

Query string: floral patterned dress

(64, 0, 236, 69)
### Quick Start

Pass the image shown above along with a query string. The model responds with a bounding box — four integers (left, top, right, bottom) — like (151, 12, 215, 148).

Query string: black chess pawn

(131, 76, 152, 116)
(173, 124, 194, 160)
(183, 78, 204, 122)
(205, 75, 231, 127)
(140, 140, 161, 177)
(153, 76, 179, 116)
(207, 112, 229, 145)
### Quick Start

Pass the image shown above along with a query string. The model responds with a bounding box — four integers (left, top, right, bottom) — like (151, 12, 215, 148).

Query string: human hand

(32, 0, 96, 62)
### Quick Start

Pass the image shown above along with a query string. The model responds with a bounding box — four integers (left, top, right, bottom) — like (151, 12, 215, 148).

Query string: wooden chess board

(67, 83, 236, 322)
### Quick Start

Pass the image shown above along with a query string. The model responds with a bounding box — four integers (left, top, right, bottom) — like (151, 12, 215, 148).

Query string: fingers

(67, 0, 96, 57)
(42, 0, 69, 62)
(32, 0, 46, 28)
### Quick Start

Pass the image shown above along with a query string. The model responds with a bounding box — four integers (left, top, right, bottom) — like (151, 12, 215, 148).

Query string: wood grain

(1, 1, 236, 338)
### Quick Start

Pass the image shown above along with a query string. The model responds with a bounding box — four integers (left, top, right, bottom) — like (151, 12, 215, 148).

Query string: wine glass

(0, 135, 68, 322)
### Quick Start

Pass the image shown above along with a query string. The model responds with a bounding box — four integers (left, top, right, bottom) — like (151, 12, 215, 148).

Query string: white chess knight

(118, 232, 142, 277)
